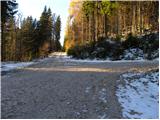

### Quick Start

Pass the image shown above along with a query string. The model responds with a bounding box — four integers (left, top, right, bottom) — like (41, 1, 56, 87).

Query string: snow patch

(48, 52, 70, 59)
(98, 88, 107, 103)
(151, 49, 159, 59)
(123, 48, 144, 60)
(85, 87, 91, 93)
(116, 70, 159, 119)
(1, 62, 34, 72)
(47, 52, 159, 63)
(63, 57, 148, 63)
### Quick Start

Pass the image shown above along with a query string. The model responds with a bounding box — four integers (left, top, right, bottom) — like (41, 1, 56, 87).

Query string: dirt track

(1, 55, 158, 118)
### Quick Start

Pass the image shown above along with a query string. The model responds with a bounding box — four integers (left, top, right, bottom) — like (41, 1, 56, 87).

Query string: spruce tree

(39, 6, 54, 57)
(54, 16, 62, 51)
(1, 0, 18, 61)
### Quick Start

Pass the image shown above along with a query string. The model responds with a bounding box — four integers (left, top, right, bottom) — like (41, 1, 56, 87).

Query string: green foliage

(67, 1, 159, 61)
(100, 1, 118, 15)
(82, 1, 95, 17)
(39, 6, 53, 45)
(19, 16, 39, 61)
(1, 0, 18, 24)
(4, 17, 17, 61)
(38, 6, 62, 56)
(1, 0, 18, 61)
(2, 5, 62, 61)
(82, 1, 119, 17)
(54, 40, 62, 51)
(55, 16, 61, 42)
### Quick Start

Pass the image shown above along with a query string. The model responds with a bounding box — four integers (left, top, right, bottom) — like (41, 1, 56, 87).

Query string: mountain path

(1, 54, 158, 118)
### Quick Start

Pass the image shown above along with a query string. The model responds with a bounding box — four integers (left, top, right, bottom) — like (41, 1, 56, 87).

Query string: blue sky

(16, 0, 70, 46)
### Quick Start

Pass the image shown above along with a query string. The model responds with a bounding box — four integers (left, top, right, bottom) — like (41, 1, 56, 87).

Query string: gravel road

(1, 55, 158, 119)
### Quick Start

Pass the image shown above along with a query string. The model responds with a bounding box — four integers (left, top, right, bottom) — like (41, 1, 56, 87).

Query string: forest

(64, 1, 159, 60)
(1, 1, 159, 119)
(1, 0, 159, 61)
(1, 0, 62, 61)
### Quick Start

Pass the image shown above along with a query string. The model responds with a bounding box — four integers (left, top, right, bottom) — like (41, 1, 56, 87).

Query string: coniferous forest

(64, 1, 159, 60)
(1, 0, 159, 61)
(1, 0, 159, 119)
(1, 0, 62, 61)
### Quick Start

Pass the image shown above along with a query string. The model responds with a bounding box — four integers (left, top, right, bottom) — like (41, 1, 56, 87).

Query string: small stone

(66, 101, 70, 105)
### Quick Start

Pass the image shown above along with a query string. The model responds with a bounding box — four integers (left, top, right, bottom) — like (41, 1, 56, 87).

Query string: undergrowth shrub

(122, 33, 140, 49)
(67, 32, 159, 60)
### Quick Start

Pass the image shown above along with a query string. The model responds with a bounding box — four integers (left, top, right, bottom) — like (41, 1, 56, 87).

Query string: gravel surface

(1, 55, 158, 119)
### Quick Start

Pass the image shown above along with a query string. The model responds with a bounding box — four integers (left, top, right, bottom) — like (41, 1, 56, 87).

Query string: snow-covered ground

(0, 52, 67, 73)
(1, 52, 158, 73)
(98, 88, 107, 103)
(123, 48, 144, 60)
(49, 52, 67, 56)
(50, 52, 159, 63)
(116, 70, 159, 119)
(64, 58, 149, 63)
(0, 53, 58, 73)
(50, 50, 158, 62)
(48, 52, 69, 58)
(122, 48, 159, 60)
(1, 62, 34, 72)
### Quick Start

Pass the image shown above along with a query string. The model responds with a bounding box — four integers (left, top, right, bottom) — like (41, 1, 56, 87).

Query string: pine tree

(54, 16, 62, 51)
(1, 0, 18, 61)
(2, 3, 62, 61)
(20, 17, 35, 61)
(39, 6, 53, 57)
(4, 17, 16, 61)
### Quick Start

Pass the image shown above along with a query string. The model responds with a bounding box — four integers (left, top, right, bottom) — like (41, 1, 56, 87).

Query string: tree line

(1, 0, 62, 61)
(63, 1, 159, 51)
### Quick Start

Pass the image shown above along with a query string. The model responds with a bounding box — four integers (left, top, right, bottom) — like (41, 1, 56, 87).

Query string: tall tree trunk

(138, 1, 141, 34)
(95, 4, 98, 41)
(140, 2, 144, 34)
(89, 15, 92, 42)
(1, 23, 5, 61)
(119, 9, 122, 35)
(104, 14, 107, 38)
(123, 12, 126, 35)
(132, 3, 136, 35)
(92, 11, 95, 42)
(90, 11, 95, 42)
(100, 14, 104, 37)
(116, 9, 120, 35)
(86, 18, 90, 41)
(81, 14, 85, 44)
